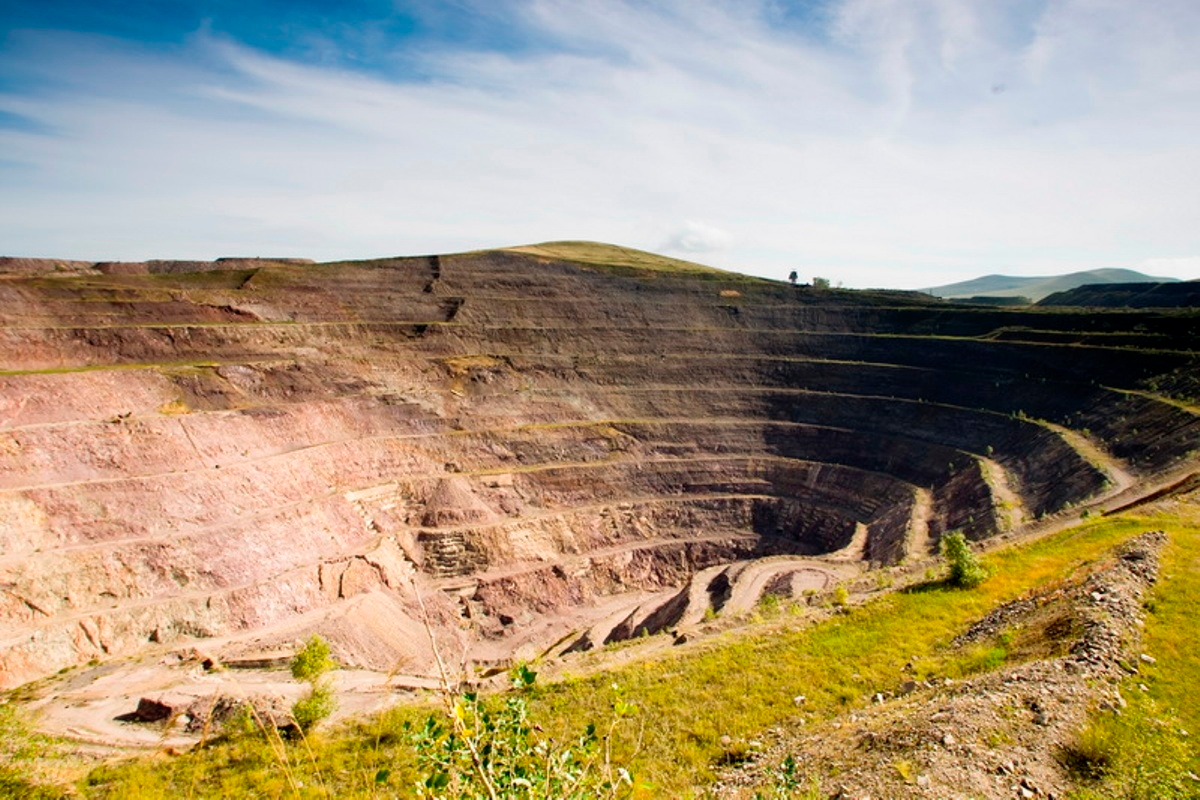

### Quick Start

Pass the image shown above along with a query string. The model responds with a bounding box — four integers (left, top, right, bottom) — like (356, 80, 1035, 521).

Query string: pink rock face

(1, 248, 1198, 689)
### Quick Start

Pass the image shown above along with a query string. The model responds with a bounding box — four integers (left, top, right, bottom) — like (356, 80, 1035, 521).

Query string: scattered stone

(125, 697, 176, 723)
(1140, 653, 1157, 665)
(708, 530, 1168, 800)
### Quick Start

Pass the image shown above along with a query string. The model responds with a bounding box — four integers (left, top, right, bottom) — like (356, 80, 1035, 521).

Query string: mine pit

(1, 247, 1197, 747)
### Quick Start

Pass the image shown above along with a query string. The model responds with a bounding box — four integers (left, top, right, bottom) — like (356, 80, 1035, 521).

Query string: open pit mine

(1, 243, 1198, 732)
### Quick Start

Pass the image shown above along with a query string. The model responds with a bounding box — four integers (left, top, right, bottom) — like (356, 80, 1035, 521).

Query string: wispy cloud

(1, 0, 1198, 287)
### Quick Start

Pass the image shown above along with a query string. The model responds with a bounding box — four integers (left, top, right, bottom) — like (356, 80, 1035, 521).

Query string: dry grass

(503, 241, 744, 280)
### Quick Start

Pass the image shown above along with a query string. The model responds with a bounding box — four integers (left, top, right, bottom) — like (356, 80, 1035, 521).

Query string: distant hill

(1040, 281, 1200, 308)
(924, 268, 1178, 303)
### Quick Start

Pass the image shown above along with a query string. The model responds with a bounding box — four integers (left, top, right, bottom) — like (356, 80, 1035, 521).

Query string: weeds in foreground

(752, 755, 821, 799)
(409, 665, 640, 799)
(0, 703, 70, 799)
(1066, 505, 1200, 799)
(1064, 699, 1194, 799)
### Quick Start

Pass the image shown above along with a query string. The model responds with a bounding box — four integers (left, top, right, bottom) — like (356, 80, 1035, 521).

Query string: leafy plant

(293, 683, 337, 734)
(753, 754, 821, 799)
(291, 635, 336, 682)
(941, 531, 988, 588)
(408, 665, 638, 799)
(290, 635, 337, 732)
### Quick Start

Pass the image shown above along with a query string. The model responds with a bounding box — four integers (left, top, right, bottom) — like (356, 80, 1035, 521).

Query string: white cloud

(660, 220, 733, 254)
(0, 1, 1198, 287)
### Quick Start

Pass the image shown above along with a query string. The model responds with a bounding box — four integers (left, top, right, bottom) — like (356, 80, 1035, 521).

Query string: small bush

(754, 755, 821, 799)
(758, 593, 782, 616)
(409, 665, 637, 799)
(941, 531, 988, 588)
(1062, 722, 1117, 781)
(292, 683, 336, 733)
(291, 635, 336, 682)
(290, 635, 337, 732)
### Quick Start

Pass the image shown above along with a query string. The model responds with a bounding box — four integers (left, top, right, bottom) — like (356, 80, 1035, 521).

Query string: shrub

(758, 592, 782, 616)
(290, 635, 337, 732)
(293, 683, 337, 733)
(291, 635, 336, 682)
(941, 531, 988, 588)
(409, 665, 637, 799)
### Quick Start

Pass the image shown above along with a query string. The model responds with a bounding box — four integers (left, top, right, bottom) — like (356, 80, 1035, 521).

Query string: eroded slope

(1, 246, 1198, 693)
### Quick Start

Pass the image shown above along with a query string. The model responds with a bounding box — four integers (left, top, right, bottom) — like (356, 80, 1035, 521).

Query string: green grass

(502, 241, 748, 281)
(526, 514, 1169, 795)
(1065, 501, 1200, 799)
(60, 509, 1198, 799)
(0, 703, 72, 799)
(25, 269, 258, 293)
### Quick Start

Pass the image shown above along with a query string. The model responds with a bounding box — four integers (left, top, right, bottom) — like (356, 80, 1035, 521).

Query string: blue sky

(2, 0, 1198, 288)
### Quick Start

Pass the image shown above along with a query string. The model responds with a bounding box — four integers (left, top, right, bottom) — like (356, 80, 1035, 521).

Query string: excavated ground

(710, 531, 1167, 800)
(1, 247, 1198, 747)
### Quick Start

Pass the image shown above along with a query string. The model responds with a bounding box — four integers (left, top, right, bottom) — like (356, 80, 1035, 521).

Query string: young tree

(290, 635, 337, 732)
(788, 270, 798, 285)
(941, 531, 988, 588)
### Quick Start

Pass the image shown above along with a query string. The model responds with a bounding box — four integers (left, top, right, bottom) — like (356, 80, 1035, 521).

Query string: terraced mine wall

(1, 250, 1198, 687)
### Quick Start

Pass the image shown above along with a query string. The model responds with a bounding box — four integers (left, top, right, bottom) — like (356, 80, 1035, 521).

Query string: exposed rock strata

(1, 248, 1197, 688)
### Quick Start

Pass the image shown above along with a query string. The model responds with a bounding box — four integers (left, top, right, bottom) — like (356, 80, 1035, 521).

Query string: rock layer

(1, 246, 1198, 688)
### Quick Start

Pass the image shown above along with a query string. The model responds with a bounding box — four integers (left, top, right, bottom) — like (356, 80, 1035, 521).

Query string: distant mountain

(924, 269, 1179, 303)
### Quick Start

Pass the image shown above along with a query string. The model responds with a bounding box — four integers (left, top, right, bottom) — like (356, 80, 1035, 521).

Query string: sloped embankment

(1, 245, 1197, 692)
(712, 531, 1166, 799)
